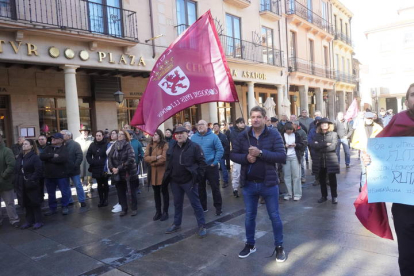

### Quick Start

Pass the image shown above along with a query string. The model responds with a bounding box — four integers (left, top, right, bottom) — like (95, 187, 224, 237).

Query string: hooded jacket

(191, 128, 224, 166)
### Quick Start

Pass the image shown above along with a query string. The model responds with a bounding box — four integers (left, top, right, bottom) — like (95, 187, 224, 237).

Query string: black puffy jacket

(311, 131, 339, 174)
(108, 140, 138, 181)
(86, 139, 108, 179)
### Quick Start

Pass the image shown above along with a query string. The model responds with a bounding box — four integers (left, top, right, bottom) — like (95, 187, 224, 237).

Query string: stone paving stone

(33, 248, 103, 276)
(100, 269, 131, 276)
(47, 227, 103, 249)
(75, 239, 136, 264)
(14, 237, 69, 259)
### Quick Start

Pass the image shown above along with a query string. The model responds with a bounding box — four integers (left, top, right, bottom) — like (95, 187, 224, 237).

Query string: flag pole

(236, 101, 251, 146)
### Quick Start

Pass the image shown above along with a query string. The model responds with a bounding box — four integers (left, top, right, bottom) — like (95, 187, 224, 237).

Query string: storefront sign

(231, 69, 267, 80)
(0, 40, 146, 67)
(129, 92, 143, 96)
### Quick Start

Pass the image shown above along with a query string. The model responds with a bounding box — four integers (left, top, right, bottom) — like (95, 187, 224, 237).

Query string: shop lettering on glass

(0, 40, 146, 67)
(231, 69, 267, 80)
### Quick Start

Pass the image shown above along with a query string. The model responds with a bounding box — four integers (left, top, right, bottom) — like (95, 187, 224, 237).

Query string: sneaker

(222, 182, 228, 188)
(216, 210, 223, 216)
(197, 226, 207, 238)
(33, 223, 44, 230)
(119, 211, 127, 217)
(112, 204, 122, 213)
(275, 246, 287, 263)
(233, 190, 239, 198)
(317, 197, 328, 203)
(12, 222, 20, 228)
(165, 224, 181, 234)
(346, 164, 350, 168)
(80, 202, 87, 208)
(130, 210, 138, 216)
(238, 243, 256, 258)
(293, 196, 301, 201)
(20, 223, 33, 230)
(283, 196, 290, 201)
(203, 209, 208, 213)
(44, 210, 57, 216)
(62, 207, 69, 215)
(332, 197, 338, 204)
(301, 178, 306, 183)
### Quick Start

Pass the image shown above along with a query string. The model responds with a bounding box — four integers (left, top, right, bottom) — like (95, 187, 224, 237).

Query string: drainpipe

(149, 0, 156, 58)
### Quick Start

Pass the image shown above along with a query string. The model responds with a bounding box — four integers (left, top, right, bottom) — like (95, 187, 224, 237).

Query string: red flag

(344, 98, 359, 121)
(354, 110, 414, 240)
(130, 10, 238, 135)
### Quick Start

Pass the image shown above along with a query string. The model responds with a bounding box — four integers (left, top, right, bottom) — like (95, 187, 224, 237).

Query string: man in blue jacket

(231, 106, 287, 262)
(191, 120, 224, 216)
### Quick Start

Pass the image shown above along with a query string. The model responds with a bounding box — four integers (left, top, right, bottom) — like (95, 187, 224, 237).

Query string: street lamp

(114, 90, 124, 104)
(292, 95, 298, 102)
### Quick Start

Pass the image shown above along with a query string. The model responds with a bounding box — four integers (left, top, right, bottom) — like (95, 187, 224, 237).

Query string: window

(321, 1, 327, 21)
(309, 39, 314, 74)
(340, 18, 343, 33)
(307, 0, 313, 22)
(226, 14, 242, 58)
(336, 54, 339, 71)
(117, 98, 140, 130)
(345, 23, 348, 37)
(261, 26, 274, 64)
(38, 97, 92, 136)
(172, 106, 198, 126)
(217, 102, 232, 125)
(347, 59, 350, 74)
(323, 46, 329, 66)
(290, 31, 296, 58)
(342, 56, 345, 73)
(176, 0, 197, 35)
(88, 0, 122, 37)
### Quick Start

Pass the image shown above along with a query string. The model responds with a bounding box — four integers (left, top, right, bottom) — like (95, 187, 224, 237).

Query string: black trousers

(26, 206, 42, 224)
(96, 176, 109, 202)
(199, 165, 222, 212)
(319, 168, 337, 198)
(152, 183, 169, 213)
(392, 203, 414, 276)
(115, 179, 138, 212)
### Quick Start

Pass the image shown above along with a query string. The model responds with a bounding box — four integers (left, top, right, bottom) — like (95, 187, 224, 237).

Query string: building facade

(363, 4, 414, 114)
(0, 0, 356, 145)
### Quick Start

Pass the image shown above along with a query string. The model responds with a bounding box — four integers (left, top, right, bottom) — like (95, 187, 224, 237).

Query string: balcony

(289, 57, 334, 79)
(335, 71, 357, 84)
(0, 0, 138, 42)
(334, 31, 353, 50)
(223, 0, 251, 9)
(220, 35, 284, 67)
(286, 0, 334, 37)
(260, 0, 281, 21)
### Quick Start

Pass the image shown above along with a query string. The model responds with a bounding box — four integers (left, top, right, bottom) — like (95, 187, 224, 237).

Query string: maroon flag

(130, 10, 238, 135)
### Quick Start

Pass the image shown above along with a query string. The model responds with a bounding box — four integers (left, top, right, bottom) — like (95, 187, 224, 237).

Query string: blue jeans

(243, 181, 283, 246)
(171, 181, 205, 227)
(67, 175, 86, 203)
(45, 178, 70, 211)
(336, 138, 351, 165)
(219, 158, 229, 183)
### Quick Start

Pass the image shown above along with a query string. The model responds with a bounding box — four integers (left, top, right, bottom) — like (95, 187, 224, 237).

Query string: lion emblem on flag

(158, 66, 190, 96)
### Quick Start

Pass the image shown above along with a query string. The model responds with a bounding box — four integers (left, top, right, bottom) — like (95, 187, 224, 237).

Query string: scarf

(354, 110, 414, 240)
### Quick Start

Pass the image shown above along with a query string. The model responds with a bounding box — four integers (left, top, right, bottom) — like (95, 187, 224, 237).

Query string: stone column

(397, 97, 403, 112)
(247, 82, 256, 112)
(337, 90, 346, 113)
(328, 89, 335, 119)
(299, 85, 308, 112)
(277, 85, 284, 118)
(315, 87, 323, 116)
(209, 102, 218, 124)
(61, 65, 81, 140)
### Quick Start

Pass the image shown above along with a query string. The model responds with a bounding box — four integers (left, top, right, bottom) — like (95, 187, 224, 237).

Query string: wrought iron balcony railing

(0, 0, 138, 41)
(285, 0, 334, 35)
(220, 34, 284, 67)
(334, 31, 352, 47)
(289, 57, 334, 79)
(175, 23, 189, 36)
(260, 0, 281, 16)
(335, 71, 357, 84)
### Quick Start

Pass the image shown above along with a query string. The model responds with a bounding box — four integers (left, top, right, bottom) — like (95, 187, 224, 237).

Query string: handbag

(111, 173, 120, 182)
(21, 160, 38, 190)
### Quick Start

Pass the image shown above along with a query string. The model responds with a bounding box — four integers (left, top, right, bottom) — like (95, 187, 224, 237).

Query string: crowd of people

(0, 85, 412, 274)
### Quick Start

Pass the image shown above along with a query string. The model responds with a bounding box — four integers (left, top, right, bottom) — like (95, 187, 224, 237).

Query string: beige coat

(144, 142, 168, 186)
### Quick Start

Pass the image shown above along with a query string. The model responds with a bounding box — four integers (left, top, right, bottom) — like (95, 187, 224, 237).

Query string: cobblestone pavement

(0, 150, 399, 276)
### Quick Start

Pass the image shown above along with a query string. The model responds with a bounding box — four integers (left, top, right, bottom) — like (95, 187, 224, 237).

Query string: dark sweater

(171, 142, 193, 184)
